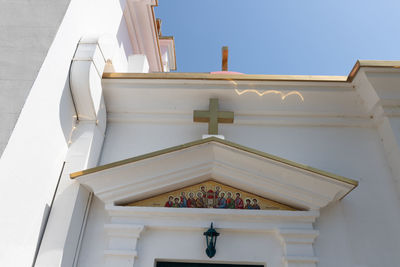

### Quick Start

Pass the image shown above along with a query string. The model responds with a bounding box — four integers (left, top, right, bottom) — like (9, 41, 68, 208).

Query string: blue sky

(156, 0, 400, 75)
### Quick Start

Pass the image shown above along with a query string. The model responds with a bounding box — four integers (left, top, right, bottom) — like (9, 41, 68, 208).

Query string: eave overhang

(103, 60, 400, 82)
(71, 137, 358, 210)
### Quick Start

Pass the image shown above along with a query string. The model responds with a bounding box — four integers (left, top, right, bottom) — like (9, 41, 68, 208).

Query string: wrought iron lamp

(203, 223, 220, 258)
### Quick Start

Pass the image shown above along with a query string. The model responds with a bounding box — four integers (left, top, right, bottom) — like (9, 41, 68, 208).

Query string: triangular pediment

(71, 137, 357, 210)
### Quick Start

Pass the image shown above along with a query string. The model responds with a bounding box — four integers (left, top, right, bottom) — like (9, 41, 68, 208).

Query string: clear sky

(156, 0, 400, 75)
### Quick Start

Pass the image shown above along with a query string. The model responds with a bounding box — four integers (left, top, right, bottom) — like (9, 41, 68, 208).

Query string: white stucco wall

(0, 0, 72, 155)
(94, 123, 400, 266)
(78, 197, 286, 267)
(74, 75, 400, 266)
(0, 0, 133, 266)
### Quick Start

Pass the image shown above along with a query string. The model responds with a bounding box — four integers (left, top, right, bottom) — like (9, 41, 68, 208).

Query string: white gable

(72, 137, 357, 210)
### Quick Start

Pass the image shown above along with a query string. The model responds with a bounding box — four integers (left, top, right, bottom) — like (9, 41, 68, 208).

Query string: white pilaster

(278, 229, 319, 267)
(355, 68, 400, 192)
(104, 224, 145, 267)
(34, 36, 123, 267)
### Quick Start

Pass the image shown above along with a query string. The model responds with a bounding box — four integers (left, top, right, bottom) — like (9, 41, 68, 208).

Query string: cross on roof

(193, 98, 234, 135)
(222, 46, 228, 71)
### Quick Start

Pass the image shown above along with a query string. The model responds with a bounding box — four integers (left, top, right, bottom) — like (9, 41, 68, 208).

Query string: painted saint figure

(226, 192, 235, 209)
(207, 189, 215, 207)
(180, 192, 188, 207)
(187, 192, 196, 208)
(252, 199, 260, 210)
(235, 192, 244, 209)
(196, 191, 205, 208)
(164, 196, 174, 207)
(214, 186, 221, 198)
(172, 197, 180, 208)
(245, 199, 252, 209)
(216, 192, 227, 208)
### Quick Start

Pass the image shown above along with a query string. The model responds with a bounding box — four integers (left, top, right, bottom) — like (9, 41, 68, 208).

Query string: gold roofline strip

(70, 137, 358, 187)
(103, 60, 400, 82)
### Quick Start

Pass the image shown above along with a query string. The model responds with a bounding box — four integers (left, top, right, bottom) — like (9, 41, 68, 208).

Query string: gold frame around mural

(124, 180, 297, 211)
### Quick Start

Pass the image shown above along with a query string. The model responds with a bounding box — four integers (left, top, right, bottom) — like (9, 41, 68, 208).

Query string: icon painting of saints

(125, 180, 296, 211)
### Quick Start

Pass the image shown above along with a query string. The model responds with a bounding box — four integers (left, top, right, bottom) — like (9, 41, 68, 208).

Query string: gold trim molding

(103, 60, 400, 82)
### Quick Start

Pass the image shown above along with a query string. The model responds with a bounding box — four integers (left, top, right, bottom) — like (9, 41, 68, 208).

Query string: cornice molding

(103, 60, 400, 83)
(104, 72, 348, 83)
(71, 137, 357, 187)
(106, 205, 320, 225)
(71, 137, 357, 210)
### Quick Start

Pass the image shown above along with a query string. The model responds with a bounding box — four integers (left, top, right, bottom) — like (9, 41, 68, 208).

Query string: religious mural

(125, 181, 295, 210)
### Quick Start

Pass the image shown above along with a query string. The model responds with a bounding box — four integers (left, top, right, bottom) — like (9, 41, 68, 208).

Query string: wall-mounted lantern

(203, 222, 220, 258)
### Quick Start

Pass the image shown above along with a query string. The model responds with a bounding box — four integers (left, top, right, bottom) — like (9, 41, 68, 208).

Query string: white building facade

(1, 1, 400, 267)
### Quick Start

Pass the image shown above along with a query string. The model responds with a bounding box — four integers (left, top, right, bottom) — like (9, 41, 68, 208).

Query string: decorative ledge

(104, 250, 138, 257)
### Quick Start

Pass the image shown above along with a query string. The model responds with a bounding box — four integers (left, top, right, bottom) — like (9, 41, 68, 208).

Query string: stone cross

(193, 98, 234, 135)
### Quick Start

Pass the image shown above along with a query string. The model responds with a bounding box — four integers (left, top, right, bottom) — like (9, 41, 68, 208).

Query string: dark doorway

(156, 262, 264, 267)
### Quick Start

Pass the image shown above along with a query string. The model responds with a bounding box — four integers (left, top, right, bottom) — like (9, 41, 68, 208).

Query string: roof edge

(70, 137, 358, 187)
(103, 72, 348, 82)
(103, 60, 400, 83)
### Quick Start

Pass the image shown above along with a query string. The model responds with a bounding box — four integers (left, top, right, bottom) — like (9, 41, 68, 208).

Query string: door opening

(156, 262, 264, 267)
